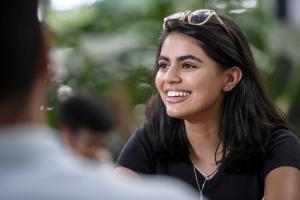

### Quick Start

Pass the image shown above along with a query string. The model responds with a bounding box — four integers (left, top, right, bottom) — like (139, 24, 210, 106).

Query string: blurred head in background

(0, 0, 50, 125)
(58, 92, 114, 162)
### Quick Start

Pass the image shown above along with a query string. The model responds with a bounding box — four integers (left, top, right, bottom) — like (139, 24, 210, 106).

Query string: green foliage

(45, 0, 300, 135)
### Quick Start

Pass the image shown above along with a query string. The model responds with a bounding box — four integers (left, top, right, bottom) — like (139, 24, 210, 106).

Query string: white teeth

(166, 91, 191, 97)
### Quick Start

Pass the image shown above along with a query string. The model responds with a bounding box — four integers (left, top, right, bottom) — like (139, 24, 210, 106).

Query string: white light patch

(51, 0, 99, 11)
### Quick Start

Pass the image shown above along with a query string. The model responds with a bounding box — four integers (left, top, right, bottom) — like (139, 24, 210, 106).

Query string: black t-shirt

(116, 126, 300, 200)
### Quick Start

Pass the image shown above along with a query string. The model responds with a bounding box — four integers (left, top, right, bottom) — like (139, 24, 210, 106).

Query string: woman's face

(155, 32, 227, 121)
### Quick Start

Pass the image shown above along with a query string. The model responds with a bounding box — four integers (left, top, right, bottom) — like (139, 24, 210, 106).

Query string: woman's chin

(166, 110, 185, 119)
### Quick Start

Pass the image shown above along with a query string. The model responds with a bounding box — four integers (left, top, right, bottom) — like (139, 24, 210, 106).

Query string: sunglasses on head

(163, 9, 233, 39)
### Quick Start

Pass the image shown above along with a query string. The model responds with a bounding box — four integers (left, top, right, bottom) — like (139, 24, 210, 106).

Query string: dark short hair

(1, 0, 41, 99)
(145, 14, 288, 171)
(59, 92, 114, 134)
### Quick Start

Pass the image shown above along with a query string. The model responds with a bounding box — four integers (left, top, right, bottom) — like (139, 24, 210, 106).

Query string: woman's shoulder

(263, 125, 300, 178)
(132, 122, 154, 141)
(115, 123, 156, 174)
(267, 125, 300, 150)
(127, 122, 156, 152)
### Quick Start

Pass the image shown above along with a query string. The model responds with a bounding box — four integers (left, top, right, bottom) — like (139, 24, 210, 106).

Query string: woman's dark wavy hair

(145, 14, 288, 171)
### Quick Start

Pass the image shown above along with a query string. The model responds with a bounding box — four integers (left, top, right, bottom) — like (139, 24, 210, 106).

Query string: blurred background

(41, 0, 300, 160)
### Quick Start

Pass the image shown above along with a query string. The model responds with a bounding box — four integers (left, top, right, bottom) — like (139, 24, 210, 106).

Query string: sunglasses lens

(164, 19, 180, 29)
(163, 12, 185, 29)
(190, 10, 210, 24)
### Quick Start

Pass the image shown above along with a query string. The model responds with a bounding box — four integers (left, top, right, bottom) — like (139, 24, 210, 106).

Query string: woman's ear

(223, 66, 243, 92)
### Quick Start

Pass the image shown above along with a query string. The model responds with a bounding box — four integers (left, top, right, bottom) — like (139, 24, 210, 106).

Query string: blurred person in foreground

(115, 9, 300, 200)
(0, 1, 199, 200)
(58, 92, 114, 163)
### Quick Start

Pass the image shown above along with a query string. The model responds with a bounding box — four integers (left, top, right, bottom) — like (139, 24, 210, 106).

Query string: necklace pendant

(200, 194, 204, 200)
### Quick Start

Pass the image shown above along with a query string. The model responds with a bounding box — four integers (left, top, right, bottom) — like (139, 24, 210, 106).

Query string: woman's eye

(158, 63, 169, 69)
(182, 63, 195, 69)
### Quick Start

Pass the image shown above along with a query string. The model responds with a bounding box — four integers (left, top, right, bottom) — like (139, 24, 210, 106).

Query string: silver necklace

(191, 161, 219, 200)
(193, 163, 219, 180)
(193, 165, 206, 200)
(190, 159, 219, 180)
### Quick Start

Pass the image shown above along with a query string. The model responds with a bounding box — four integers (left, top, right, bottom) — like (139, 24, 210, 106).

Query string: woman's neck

(184, 119, 222, 165)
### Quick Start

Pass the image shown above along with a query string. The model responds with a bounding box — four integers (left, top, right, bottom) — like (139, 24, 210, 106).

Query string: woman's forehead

(160, 32, 208, 61)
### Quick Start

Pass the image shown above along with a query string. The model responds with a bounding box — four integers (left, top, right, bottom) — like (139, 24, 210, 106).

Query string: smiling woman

(115, 9, 300, 200)
(155, 32, 240, 121)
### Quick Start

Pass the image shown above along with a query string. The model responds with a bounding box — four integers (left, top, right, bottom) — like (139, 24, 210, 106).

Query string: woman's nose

(164, 65, 181, 83)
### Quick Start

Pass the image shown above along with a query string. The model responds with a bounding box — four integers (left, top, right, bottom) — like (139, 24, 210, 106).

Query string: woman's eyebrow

(159, 54, 203, 63)
(177, 55, 203, 63)
(159, 55, 169, 61)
